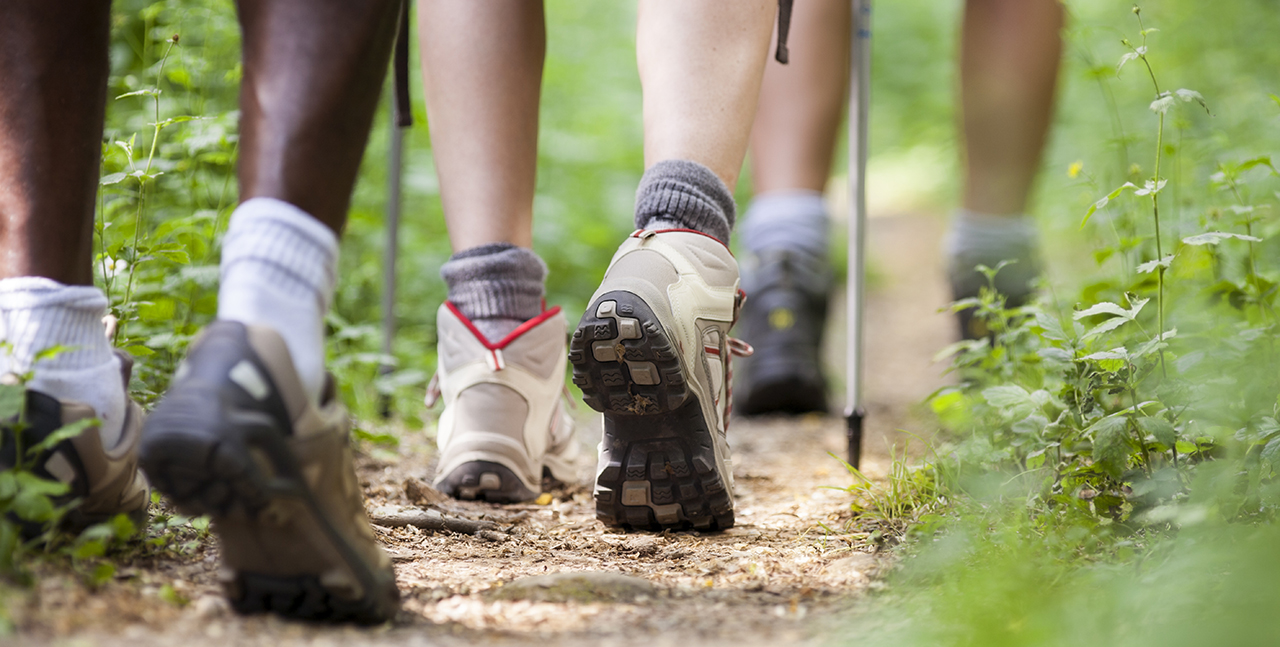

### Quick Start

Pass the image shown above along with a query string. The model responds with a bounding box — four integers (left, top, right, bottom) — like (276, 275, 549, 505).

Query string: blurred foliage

(839, 1, 1280, 644)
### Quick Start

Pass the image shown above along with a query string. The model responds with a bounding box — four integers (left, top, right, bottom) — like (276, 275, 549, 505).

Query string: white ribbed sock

(0, 278, 126, 449)
(217, 198, 338, 404)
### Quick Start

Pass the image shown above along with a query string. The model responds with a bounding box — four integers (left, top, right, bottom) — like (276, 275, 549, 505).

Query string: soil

(5, 212, 953, 647)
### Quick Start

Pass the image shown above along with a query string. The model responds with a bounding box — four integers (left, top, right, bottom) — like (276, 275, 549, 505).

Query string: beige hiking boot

(570, 229, 751, 531)
(0, 351, 150, 537)
(139, 321, 398, 624)
(427, 303, 578, 502)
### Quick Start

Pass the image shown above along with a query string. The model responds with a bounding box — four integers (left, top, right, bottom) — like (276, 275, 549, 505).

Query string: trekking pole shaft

(380, 99, 404, 419)
(844, 0, 871, 468)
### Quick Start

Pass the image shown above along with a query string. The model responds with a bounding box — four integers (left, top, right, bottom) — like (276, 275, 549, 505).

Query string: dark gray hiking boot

(139, 321, 398, 624)
(947, 249, 1042, 340)
(0, 352, 150, 538)
(735, 248, 831, 415)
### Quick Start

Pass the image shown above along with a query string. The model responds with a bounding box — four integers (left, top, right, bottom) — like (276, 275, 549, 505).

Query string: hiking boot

(570, 229, 748, 532)
(139, 321, 398, 624)
(735, 248, 831, 415)
(427, 303, 578, 503)
(0, 351, 150, 538)
(947, 252, 1042, 340)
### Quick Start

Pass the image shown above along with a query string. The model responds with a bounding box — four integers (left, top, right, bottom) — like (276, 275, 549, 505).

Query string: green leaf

(73, 538, 106, 560)
(1133, 179, 1167, 196)
(1149, 94, 1176, 114)
(1013, 414, 1050, 436)
(1081, 183, 1137, 228)
(115, 88, 159, 100)
(0, 471, 18, 500)
(1181, 231, 1262, 245)
(11, 489, 55, 522)
(33, 345, 71, 364)
(137, 299, 176, 322)
(1038, 347, 1074, 363)
(1271, 94, 1280, 110)
(121, 345, 155, 357)
(14, 471, 70, 496)
(1174, 88, 1209, 114)
(88, 562, 116, 587)
(1117, 51, 1140, 73)
(982, 385, 1032, 409)
(1137, 416, 1176, 447)
(0, 384, 24, 421)
(1262, 437, 1280, 466)
(27, 418, 96, 456)
(1090, 416, 1131, 479)
(99, 172, 128, 186)
(1035, 312, 1069, 341)
(1074, 302, 1128, 319)
(1136, 255, 1174, 274)
(154, 115, 201, 130)
(1176, 440, 1198, 454)
(1080, 347, 1129, 362)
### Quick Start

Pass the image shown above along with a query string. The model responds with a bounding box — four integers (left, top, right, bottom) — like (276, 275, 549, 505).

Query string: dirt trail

(11, 213, 952, 647)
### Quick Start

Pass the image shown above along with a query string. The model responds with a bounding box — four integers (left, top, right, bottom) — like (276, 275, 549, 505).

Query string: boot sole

(435, 460, 538, 503)
(139, 392, 398, 624)
(570, 291, 734, 531)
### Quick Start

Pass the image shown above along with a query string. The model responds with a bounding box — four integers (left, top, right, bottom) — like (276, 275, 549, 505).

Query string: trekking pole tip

(846, 408, 865, 469)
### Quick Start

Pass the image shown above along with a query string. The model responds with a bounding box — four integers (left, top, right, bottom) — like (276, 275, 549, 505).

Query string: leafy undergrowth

(838, 5, 1280, 644)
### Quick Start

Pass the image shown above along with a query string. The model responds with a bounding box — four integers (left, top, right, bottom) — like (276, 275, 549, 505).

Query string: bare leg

(236, 0, 401, 233)
(960, 0, 1064, 216)
(0, 2, 111, 285)
(737, 1, 848, 416)
(418, 0, 544, 252)
(637, 0, 775, 190)
(749, 0, 850, 195)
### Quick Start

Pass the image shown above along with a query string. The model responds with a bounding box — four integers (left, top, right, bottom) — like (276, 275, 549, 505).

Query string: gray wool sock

(440, 243, 547, 341)
(741, 190, 830, 262)
(634, 160, 736, 244)
(944, 209, 1041, 300)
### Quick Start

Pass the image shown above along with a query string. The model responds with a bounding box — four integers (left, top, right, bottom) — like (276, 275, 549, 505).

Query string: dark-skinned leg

(215, 0, 401, 404)
(0, 2, 110, 285)
(236, 0, 401, 232)
(0, 2, 149, 534)
(139, 0, 401, 623)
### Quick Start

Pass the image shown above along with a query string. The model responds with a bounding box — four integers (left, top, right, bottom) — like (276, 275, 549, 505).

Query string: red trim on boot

(630, 228, 733, 253)
(443, 301, 562, 350)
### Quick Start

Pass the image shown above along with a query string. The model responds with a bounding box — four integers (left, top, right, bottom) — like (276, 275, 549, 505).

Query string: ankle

(441, 244, 546, 342)
(634, 160, 736, 244)
(217, 198, 337, 404)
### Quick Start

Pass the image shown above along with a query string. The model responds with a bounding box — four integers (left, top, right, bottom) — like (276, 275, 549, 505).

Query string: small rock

(191, 594, 229, 619)
(487, 571, 658, 603)
(620, 536, 661, 556)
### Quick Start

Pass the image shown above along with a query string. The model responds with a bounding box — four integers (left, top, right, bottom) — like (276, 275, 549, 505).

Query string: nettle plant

(933, 6, 1280, 526)
(96, 20, 240, 405)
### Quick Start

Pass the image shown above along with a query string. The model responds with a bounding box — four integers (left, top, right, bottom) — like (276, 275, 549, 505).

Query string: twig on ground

(370, 506, 503, 536)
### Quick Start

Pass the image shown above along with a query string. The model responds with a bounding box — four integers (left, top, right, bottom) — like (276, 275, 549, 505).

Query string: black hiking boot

(736, 248, 831, 415)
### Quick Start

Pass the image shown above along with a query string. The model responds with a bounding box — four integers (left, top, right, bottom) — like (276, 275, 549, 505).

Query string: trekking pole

(380, 0, 413, 419)
(845, 0, 871, 468)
